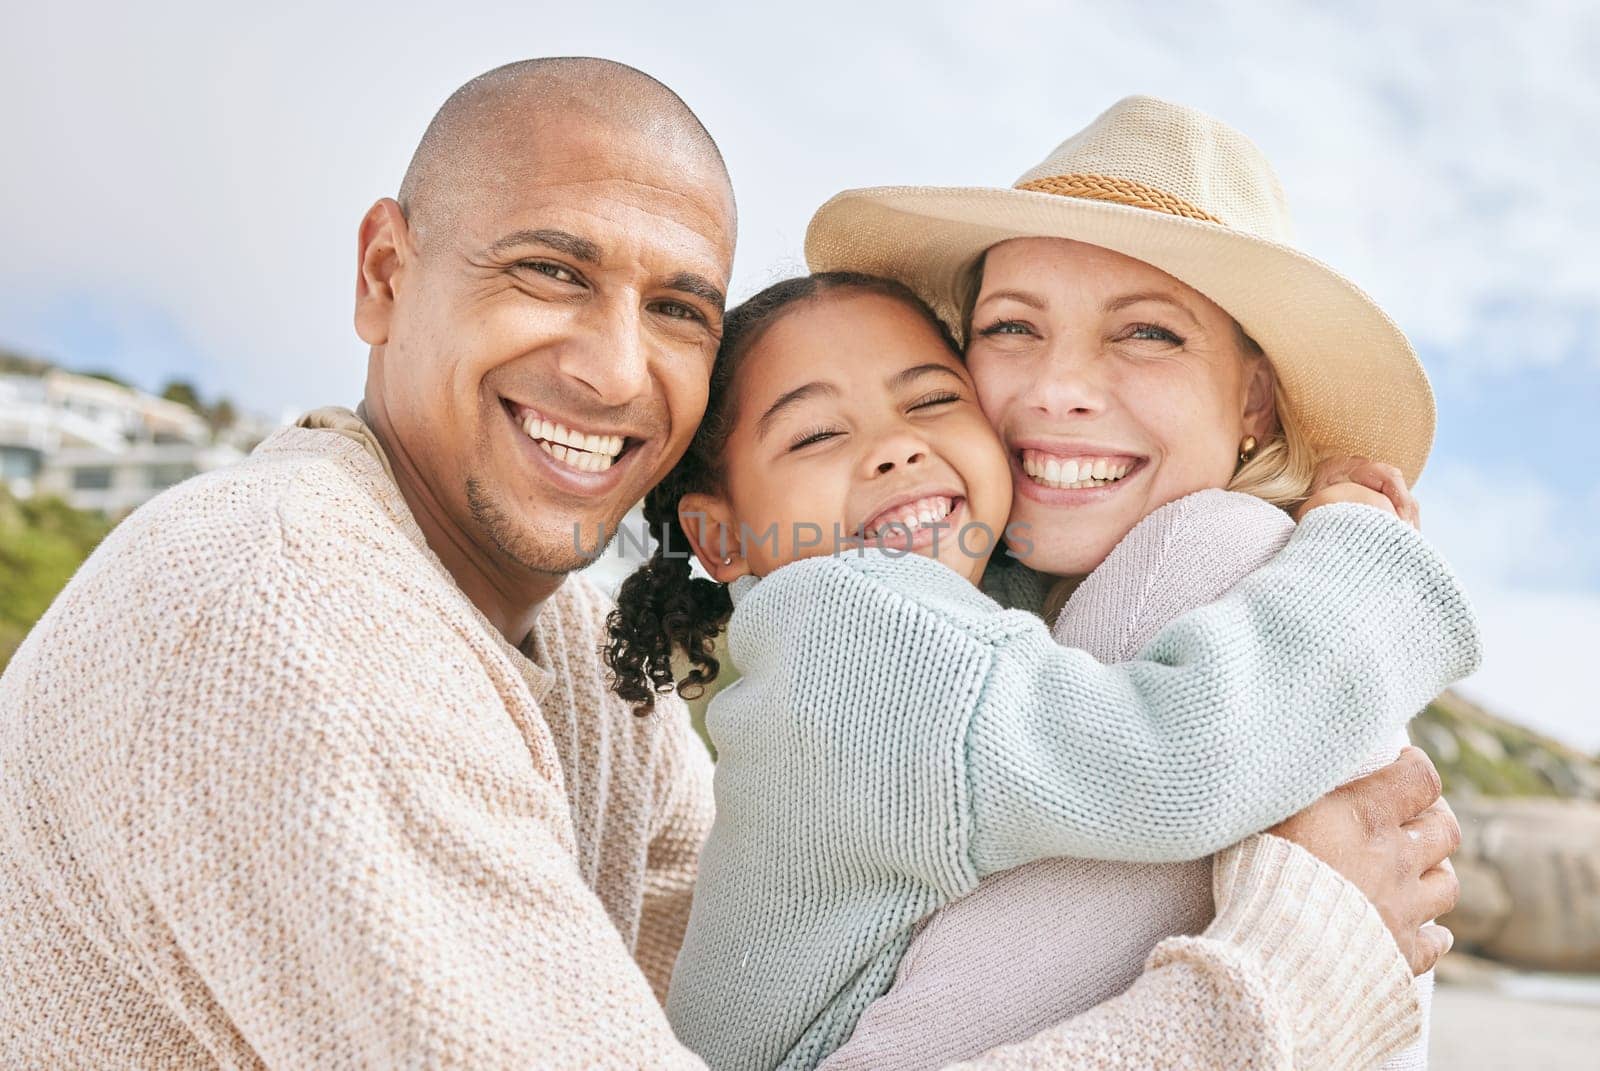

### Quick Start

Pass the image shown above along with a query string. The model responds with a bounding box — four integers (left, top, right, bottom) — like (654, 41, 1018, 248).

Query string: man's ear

(1242, 355, 1279, 441)
(678, 492, 749, 582)
(355, 198, 412, 347)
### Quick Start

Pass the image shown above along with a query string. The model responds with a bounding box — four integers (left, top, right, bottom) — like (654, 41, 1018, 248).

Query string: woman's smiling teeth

(1021, 450, 1137, 490)
(862, 495, 957, 539)
(518, 410, 625, 474)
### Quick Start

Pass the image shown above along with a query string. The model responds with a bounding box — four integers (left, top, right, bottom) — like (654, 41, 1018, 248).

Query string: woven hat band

(1016, 173, 1223, 225)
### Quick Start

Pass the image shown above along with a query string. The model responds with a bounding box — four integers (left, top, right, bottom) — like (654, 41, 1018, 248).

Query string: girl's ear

(678, 493, 750, 582)
(1242, 355, 1278, 440)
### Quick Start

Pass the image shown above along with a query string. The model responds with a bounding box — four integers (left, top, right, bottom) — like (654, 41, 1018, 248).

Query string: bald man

(0, 59, 1457, 1069)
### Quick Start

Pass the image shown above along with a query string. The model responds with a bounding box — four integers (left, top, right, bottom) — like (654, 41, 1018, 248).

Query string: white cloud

(1420, 462, 1600, 750)
(1450, 585, 1600, 752)
(1421, 464, 1599, 589)
(2, 0, 1596, 411)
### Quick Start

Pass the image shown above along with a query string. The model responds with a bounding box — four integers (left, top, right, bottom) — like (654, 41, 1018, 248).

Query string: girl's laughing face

(682, 289, 1013, 586)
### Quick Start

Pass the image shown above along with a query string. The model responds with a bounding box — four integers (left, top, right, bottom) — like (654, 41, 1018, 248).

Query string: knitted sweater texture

(0, 412, 716, 1068)
(667, 500, 1480, 1070)
(0, 413, 1475, 1069)
(828, 489, 1433, 1070)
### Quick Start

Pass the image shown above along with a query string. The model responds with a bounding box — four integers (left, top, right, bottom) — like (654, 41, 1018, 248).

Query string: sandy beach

(1430, 979, 1600, 1069)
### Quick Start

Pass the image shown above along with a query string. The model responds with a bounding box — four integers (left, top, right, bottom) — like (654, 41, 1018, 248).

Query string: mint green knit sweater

(665, 504, 1480, 1071)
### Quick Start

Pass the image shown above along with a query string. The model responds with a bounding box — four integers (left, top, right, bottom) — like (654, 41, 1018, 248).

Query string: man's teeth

(1021, 451, 1136, 490)
(521, 413, 624, 474)
(863, 495, 955, 538)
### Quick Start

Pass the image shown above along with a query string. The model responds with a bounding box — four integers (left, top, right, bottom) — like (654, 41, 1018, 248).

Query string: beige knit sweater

(0, 410, 1419, 1069)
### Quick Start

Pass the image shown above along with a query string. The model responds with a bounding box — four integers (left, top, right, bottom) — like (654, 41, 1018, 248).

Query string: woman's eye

(910, 391, 962, 411)
(1128, 323, 1184, 344)
(978, 320, 1033, 337)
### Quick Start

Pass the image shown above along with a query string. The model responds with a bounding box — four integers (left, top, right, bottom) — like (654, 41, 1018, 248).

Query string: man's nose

(558, 300, 652, 407)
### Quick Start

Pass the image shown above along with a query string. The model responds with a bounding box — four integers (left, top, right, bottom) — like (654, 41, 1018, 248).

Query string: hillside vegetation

(0, 486, 111, 668)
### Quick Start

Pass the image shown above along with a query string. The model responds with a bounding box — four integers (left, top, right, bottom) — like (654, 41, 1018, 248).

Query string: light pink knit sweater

(827, 489, 1433, 1070)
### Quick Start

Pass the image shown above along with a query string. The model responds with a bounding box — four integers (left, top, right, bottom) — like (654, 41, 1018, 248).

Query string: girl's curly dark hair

(605, 271, 960, 715)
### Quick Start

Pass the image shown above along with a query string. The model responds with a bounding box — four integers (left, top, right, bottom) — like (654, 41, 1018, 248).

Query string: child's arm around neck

(669, 502, 1477, 1069)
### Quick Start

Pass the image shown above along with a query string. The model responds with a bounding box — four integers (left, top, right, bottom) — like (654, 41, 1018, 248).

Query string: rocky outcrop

(1409, 690, 1600, 802)
(1411, 692, 1600, 971)
(1443, 798, 1600, 971)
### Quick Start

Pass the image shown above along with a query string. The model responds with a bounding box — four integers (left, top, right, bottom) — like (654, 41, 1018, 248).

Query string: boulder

(1444, 798, 1600, 972)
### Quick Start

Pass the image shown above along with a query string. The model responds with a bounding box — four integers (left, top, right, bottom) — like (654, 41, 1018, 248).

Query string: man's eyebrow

(665, 272, 727, 314)
(888, 362, 966, 390)
(488, 228, 601, 263)
(755, 381, 839, 440)
(1104, 290, 1202, 328)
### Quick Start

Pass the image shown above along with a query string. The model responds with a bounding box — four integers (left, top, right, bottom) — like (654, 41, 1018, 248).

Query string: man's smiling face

(362, 102, 735, 585)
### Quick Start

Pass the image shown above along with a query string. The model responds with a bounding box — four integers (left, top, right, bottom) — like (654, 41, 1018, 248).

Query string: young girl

(605, 273, 1478, 1071)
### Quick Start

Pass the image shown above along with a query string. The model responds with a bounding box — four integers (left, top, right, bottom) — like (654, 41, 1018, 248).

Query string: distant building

(0, 368, 276, 514)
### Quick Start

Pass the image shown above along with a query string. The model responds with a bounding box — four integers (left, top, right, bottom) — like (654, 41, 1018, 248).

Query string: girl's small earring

(721, 556, 733, 566)
(1238, 435, 1258, 462)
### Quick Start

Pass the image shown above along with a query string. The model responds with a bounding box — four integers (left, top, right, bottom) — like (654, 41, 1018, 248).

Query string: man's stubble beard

(465, 476, 621, 578)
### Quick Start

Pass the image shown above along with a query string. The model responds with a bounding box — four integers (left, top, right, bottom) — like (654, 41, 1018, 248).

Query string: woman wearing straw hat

(806, 97, 1450, 1069)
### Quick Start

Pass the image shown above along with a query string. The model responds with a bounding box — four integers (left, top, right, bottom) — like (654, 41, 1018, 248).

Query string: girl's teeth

(866, 495, 955, 537)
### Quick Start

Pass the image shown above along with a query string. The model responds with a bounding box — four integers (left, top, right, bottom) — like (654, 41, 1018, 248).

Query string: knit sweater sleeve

(947, 834, 1421, 1070)
(124, 539, 705, 1070)
(637, 695, 717, 1005)
(1051, 488, 1296, 663)
(965, 501, 1480, 872)
(1047, 489, 1433, 1069)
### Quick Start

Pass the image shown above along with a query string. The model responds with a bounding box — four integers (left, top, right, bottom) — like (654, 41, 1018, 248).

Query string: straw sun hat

(805, 95, 1435, 483)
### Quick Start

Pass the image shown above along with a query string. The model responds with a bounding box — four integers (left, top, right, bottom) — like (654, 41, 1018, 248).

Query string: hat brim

(804, 185, 1435, 484)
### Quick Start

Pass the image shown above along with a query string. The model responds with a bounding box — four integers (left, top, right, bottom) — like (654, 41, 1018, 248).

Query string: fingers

(1342, 746, 1443, 827)
(1401, 799, 1462, 873)
(1357, 462, 1418, 529)
(1341, 485, 1400, 517)
(1409, 923, 1456, 976)
(1296, 484, 1397, 521)
(1418, 858, 1461, 921)
(1304, 458, 1420, 528)
(1308, 456, 1364, 494)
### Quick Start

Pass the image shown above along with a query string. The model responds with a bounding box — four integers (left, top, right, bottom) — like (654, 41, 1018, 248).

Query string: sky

(3, 0, 1597, 748)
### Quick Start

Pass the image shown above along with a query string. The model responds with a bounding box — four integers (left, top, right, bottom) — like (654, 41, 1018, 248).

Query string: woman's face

(688, 289, 1013, 586)
(967, 238, 1276, 578)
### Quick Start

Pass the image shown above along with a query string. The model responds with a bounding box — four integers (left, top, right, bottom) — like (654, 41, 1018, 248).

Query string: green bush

(0, 487, 111, 670)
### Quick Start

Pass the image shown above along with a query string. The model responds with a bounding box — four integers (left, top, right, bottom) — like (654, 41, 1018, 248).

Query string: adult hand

(1297, 457, 1421, 528)
(1268, 747, 1459, 975)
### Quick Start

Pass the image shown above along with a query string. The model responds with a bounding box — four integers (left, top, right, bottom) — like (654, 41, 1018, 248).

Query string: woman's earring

(721, 555, 733, 566)
(1238, 435, 1258, 462)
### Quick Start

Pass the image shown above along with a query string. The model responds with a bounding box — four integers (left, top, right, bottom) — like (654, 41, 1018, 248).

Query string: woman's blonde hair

(1225, 330, 1320, 511)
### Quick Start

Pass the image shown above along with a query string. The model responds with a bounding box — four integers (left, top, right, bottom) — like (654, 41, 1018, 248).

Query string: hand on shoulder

(1268, 746, 1459, 975)
(1297, 457, 1420, 528)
